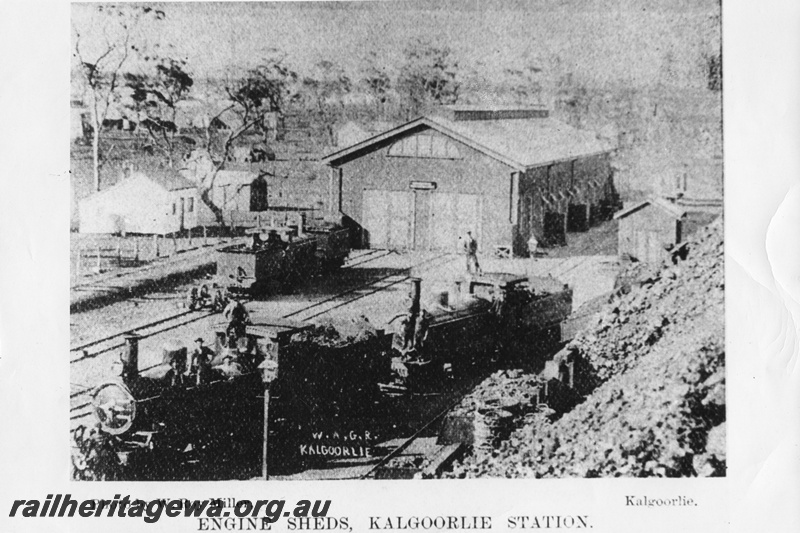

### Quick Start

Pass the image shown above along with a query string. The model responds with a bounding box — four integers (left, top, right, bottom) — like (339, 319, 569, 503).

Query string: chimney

(120, 333, 141, 384)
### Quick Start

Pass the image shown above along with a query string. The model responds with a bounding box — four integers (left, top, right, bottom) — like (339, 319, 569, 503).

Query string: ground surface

(70, 223, 620, 479)
(445, 218, 724, 478)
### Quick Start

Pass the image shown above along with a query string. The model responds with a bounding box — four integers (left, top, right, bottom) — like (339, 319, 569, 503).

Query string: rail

(69, 251, 453, 423)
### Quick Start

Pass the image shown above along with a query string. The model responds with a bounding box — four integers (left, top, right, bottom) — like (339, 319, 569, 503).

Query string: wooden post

(172, 233, 177, 254)
(134, 238, 139, 263)
(262, 386, 270, 480)
(188, 227, 193, 248)
(256, 213, 261, 229)
(203, 225, 208, 246)
(116, 240, 122, 267)
(95, 246, 101, 271)
(154, 234, 160, 258)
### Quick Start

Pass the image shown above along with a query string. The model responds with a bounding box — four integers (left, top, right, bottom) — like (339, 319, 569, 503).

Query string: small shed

(614, 197, 687, 263)
(79, 170, 213, 234)
(210, 170, 269, 213)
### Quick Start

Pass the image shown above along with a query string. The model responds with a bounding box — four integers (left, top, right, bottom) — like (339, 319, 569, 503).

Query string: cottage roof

(81, 169, 196, 206)
(131, 169, 196, 192)
(613, 197, 687, 220)
(322, 114, 615, 170)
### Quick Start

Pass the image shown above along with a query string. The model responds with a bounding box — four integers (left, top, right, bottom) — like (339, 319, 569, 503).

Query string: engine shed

(322, 106, 618, 256)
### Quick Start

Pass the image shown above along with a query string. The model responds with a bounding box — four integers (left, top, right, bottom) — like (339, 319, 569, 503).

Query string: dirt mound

(446, 218, 724, 478)
(290, 315, 379, 347)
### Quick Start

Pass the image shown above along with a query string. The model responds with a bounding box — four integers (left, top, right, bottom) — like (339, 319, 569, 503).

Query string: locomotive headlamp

(258, 358, 279, 384)
(92, 382, 136, 435)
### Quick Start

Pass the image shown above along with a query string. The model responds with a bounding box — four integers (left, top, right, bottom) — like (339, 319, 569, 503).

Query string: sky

(72, 0, 721, 91)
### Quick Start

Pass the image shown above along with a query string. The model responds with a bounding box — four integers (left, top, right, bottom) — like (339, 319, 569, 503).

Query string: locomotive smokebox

(121, 333, 141, 383)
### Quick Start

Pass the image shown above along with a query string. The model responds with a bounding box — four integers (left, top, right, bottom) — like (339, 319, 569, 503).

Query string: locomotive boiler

(384, 274, 573, 392)
(76, 272, 572, 480)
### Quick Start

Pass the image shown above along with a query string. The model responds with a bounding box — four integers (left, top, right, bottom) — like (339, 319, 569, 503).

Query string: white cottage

(78, 170, 213, 234)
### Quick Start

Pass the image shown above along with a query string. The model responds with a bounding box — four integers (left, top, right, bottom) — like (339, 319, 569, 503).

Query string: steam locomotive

(75, 273, 572, 480)
(187, 213, 350, 309)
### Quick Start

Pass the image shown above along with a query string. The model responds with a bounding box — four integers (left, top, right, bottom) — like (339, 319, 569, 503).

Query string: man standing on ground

(461, 230, 482, 275)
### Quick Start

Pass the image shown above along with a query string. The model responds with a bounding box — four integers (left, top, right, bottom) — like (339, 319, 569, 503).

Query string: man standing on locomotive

(223, 298, 251, 346)
(190, 337, 215, 384)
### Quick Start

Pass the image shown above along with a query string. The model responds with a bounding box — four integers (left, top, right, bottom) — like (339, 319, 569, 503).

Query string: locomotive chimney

(409, 277, 422, 313)
(121, 333, 141, 383)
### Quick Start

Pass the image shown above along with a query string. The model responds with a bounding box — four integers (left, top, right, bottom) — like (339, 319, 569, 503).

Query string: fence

(71, 227, 228, 280)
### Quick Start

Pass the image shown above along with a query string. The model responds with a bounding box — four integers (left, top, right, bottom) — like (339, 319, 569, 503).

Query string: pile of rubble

(446, 370, 548, 454)
(290, 315, 379, 347)
(446, 218, 724, 478)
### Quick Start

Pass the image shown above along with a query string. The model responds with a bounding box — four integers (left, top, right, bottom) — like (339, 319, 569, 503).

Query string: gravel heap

(446, 218, 724, 478)
(447, 370, 548, 454)
(290, 315, 379, 347)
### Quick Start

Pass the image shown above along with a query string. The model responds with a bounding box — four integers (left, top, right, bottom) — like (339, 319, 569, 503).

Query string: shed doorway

(362, 189, 413, 249)
(543, 211, 567, 247)
(567, 203, 589, 232)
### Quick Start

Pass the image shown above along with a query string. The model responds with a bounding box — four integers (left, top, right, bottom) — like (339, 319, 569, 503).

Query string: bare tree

(301, 60, 352, 145)
(195, 55, 298, 224)
(72, 5, 165, 191)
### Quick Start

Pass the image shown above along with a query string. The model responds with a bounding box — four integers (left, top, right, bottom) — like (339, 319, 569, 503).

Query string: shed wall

(337, 128, 514, 252)
(618, 206, 682, 263)
(516, 153, 612, 254)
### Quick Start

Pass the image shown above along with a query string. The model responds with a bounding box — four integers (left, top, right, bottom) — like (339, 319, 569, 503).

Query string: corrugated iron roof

(132, 169, 196, 191)
(322, 114, 615, 170)
(428, 115, 614, 168)
(613, 197, 687, 220)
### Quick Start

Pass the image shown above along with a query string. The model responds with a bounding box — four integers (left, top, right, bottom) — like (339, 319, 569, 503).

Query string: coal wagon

(188, 218, 351, 306)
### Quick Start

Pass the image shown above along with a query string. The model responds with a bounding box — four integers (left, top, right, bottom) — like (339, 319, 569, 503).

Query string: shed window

(388, 133, 462, 159)
(187, 197, 194, 212)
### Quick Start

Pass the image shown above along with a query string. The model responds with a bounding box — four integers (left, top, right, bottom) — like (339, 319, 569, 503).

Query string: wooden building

(322, 106, 616, 255)
(78, 170, 213, 235)
(210, 170, 270, 213)
(614, 197, 687, 263)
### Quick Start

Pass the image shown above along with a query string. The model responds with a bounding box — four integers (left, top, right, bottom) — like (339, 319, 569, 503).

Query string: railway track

(284, 252, 452, 322)
(70, 250, 413, 355)
(69, 251, 453, 423)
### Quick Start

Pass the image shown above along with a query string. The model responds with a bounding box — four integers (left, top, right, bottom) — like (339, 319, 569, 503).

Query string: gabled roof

(322, 114, 615, 170)
(132, 170, 197, 192)
(613, 197, 687, 220)
(80, 170, 196, 205)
